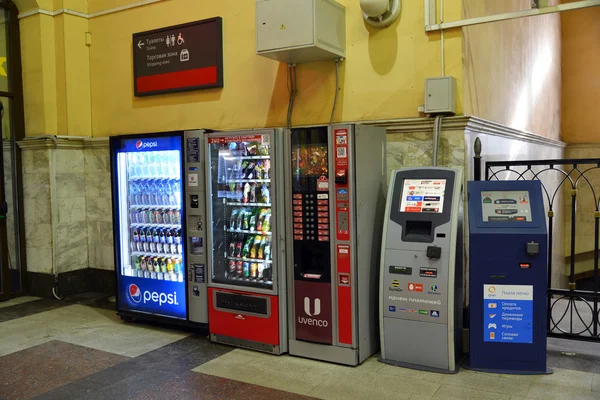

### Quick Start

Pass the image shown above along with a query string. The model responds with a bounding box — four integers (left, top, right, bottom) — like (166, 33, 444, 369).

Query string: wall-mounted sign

(133, 17, 223, 97)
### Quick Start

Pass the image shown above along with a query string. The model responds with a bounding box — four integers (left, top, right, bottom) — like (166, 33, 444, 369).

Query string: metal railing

(474, 139, 600, 341)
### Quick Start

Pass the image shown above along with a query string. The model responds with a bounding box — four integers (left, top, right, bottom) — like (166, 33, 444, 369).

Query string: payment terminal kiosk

(468, 180, 550, 374)
(379, 167, 463, 373)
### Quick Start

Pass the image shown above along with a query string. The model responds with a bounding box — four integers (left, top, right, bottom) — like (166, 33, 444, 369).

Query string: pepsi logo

(135, 140, 143, 150)
(128, 284, 142, 303)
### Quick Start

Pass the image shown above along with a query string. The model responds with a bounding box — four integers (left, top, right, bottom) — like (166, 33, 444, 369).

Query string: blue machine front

(468, 180, 548, 373)
(112, 133, 187, 320)
(119, 276, 186, 319)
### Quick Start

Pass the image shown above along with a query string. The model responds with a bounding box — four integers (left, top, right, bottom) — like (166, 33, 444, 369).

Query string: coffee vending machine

(285, 124, 386, 366)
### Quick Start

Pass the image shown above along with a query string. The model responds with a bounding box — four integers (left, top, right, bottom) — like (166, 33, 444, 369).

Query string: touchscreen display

(481, 191, 532, 222)
(399, 179, 446, 213)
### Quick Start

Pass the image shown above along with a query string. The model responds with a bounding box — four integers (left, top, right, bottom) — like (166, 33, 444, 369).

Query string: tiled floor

(1, 295, 600, 400)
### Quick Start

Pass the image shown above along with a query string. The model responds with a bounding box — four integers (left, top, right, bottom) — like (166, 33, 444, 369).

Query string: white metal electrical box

(424, 76, 457, 114)
(256, 0, 346, 64)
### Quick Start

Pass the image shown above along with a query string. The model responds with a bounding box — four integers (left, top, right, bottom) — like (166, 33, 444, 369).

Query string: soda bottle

(174, 210, 181, 224)
(129, 183, 137, 206)
(174, 229, 182, 254)
(154, 210, 162, 224)
(167, 210, 175, 225)
(134, 255, 141, 271)
(166, 229, 173, 244)
(173, 181, 181, 206)
(176, 258, 184, 282)
(159, 228, 166, 244)
(132, 227, 139, 245)
(137, 228, 145, 252)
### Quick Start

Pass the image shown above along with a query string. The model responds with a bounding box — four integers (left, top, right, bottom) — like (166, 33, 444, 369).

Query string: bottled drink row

(224, 183, 271, 203)
(228, 159, 271, 180)
(228, 234, 272, 261)
(229, 208, 271, 233)
(131, 255, 184, 282)
(131, 227, 183, 255)
(130, 208, 182, 225)
(227, 259, 272, 282)
(129, 179, 181, 207)
(227, 141, 270, 157)
(127, 151, 181, 178)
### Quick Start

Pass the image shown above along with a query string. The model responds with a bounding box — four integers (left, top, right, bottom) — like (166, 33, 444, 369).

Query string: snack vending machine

(286, 124, 386, 366)
(205, 129, 288, 354)
(110, 130, 208, 326)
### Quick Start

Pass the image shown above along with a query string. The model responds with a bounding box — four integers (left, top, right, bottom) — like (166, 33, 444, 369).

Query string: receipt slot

(379, 167, 463, 373)
(467, 180, 550, 374)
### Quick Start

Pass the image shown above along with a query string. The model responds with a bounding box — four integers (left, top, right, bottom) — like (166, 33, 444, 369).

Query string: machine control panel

(184, 130, 208, 324)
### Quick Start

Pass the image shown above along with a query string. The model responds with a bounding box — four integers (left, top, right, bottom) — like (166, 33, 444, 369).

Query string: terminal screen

(399, 179, 446, 213)
(481, 191, 532, 222)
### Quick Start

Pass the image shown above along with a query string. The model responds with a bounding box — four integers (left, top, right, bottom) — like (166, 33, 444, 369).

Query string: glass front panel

(114, 136, 187, 319)
(290, 127, 331, 282)
(208, 134, 274, 290)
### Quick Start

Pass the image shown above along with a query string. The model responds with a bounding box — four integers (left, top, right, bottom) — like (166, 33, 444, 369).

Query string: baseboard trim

(26, 269, 115, 298)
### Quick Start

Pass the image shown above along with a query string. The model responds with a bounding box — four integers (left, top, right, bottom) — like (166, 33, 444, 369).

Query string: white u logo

(304, 297, 321, 316)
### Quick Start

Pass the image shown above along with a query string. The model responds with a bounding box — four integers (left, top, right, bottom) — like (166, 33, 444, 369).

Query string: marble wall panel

(84, 146, 113, 271)
(21, 149, 52, 274)
(54, 150, 89, 274)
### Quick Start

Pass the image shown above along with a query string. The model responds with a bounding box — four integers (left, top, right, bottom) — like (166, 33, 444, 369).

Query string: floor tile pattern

(0, 341, 128, 400)
(2, 295, 600, 400)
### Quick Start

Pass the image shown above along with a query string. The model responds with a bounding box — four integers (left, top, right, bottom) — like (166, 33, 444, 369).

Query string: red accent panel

(294, 280, 333, 344)
(208, 288, 280, 346)
(136, 66, 218, 93)
(337, 245, 353, 345)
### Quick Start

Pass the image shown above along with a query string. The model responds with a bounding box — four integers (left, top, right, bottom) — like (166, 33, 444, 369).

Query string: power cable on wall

(330, 59, 341, 126)
(287, 64, 297, 129)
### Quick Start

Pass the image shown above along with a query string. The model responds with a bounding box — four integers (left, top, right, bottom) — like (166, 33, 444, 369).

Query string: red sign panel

(134, 18, 223, 96)
(208, 135, 262, 144)
(408, 283, 423, 292)
(294, 281, 332, 344)
(337, 245, 352, 345)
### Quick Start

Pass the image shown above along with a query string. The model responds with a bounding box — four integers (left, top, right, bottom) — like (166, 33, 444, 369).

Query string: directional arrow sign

(132, 17, 223, 97)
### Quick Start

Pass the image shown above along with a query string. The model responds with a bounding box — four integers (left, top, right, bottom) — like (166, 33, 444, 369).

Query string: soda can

(236, 261, 243, 277)
(242, 262, 250, 278)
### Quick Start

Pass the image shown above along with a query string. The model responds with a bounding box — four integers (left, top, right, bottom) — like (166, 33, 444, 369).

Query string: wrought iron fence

(474, 143, 600, 342)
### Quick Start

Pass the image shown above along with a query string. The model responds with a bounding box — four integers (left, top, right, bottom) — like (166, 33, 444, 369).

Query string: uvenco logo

(298, 297, 328, 327)
(135, 140, 158, 150)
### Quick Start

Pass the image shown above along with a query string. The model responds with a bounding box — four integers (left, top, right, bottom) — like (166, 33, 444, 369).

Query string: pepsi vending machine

(110, 131, 208, 326)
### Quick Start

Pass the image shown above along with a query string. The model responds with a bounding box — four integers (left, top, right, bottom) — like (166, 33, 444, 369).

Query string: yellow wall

(561, 4, 600, 144)
(462, 0, 562, 140)
(17, 0, 91, 136)
(86, 0, 462, 137)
